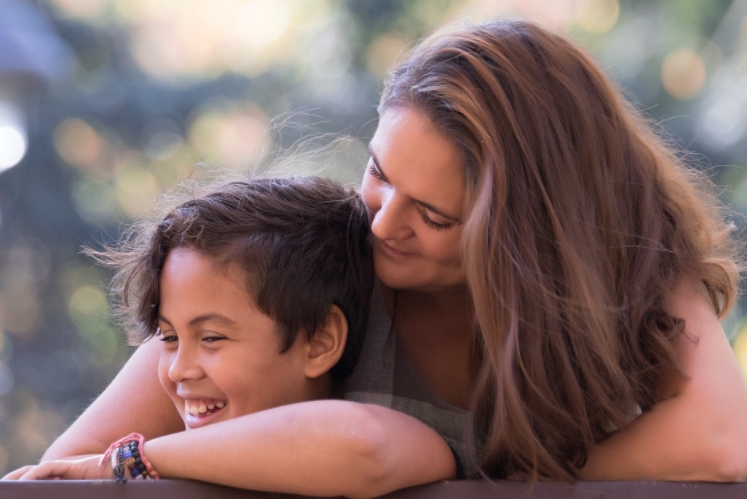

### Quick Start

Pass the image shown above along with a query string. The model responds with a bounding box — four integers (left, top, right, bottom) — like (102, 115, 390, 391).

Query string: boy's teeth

(184, 399, 227, 416)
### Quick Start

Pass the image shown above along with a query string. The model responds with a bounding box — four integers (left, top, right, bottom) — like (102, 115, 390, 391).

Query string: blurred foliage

(1, 0, 747, 473)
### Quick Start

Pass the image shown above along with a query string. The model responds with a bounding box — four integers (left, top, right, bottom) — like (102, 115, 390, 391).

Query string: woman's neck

(382, 283, 475, 409)
(385, 285, 473, 339)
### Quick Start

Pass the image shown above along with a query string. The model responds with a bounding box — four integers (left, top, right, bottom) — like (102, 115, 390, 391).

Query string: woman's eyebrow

(369, 145, 462, 224)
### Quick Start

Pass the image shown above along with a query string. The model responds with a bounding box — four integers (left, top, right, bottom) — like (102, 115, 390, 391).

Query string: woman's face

(362, 106, 467, 292)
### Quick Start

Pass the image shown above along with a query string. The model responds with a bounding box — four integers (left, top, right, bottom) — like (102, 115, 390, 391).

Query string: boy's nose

(167, 347, 204, 382)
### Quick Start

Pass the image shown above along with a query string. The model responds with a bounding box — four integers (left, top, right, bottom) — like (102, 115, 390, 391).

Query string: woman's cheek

(431, 231, 463, 265)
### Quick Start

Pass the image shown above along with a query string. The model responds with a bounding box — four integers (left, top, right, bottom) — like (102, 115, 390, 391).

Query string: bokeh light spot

(142, 119, 184, 161)
(50, 0, 109, 20)
(129, 0, 295, 81)
(68, 285, 109, 336)
(701, 98, 747, 148)
(73, 179, 117, 224)
(0, 278, 39, 338)
(188, 102, 268, 169)
(367, 33, 411, 78)
(114, 167, 161, 218)
(733, 325, 747, 379)
(9, 238, 52, 286)
(0, 125, 27, 173)
(54, 118, 104, 170)
(87, 326, 119, 365)
(233, 0, 291, 50)
(661, 48, 706, 100)
(575, 0, 620, 34)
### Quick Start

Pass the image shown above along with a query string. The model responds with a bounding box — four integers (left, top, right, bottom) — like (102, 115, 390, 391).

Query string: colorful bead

(99, 433, 160, 482)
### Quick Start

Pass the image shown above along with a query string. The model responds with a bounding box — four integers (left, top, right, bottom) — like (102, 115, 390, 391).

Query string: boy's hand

(2, 455, 112, 480)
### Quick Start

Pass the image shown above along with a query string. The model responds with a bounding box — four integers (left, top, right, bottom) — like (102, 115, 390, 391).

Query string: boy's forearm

(145, 400, 455, 498)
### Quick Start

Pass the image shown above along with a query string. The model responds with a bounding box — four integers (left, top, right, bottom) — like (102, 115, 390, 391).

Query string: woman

(29, 18, 747, 489)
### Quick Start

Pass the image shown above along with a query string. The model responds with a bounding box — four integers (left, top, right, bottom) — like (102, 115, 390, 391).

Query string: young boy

(8, 176, 375, 480)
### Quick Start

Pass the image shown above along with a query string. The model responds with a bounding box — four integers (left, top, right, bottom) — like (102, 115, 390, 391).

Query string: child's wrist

(99, 433, 161, 481)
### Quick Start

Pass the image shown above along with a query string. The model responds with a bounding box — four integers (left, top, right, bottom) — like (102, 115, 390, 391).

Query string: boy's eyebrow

(158, 314, 239, 328)
(368, 145, 463, 224)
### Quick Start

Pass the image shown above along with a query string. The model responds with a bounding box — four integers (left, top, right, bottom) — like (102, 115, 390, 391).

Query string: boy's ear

(304, 305, 348, 379)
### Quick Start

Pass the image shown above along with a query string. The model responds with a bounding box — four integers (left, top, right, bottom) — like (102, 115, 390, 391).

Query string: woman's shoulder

(663, 278, 722, 339)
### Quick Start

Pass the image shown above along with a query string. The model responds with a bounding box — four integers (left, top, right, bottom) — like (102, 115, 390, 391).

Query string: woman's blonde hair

(381, 19, 742, 480)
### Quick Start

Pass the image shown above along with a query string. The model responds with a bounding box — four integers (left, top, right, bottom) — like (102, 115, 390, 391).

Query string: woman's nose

(168, 345, 203, 383)
(369, 189, 412, 241)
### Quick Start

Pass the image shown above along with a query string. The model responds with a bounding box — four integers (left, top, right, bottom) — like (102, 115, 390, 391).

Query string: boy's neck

(308, 374, 335, 401)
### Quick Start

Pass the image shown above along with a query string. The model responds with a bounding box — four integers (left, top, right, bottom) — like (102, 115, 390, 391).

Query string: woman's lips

(377, 238, 412, 258)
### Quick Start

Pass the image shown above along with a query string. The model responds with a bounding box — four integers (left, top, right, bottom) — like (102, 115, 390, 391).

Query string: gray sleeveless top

(343, 282, 478, 478)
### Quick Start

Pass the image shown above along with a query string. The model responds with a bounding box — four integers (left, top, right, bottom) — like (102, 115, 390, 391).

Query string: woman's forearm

(583, 279, 747, 481)
(42, 339, 183, 461)
(582, 386, 747, 481)
(145, 400, 455, 499)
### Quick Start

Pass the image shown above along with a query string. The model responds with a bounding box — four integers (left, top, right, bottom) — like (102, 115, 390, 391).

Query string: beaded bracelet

(100, 433, 161, 482)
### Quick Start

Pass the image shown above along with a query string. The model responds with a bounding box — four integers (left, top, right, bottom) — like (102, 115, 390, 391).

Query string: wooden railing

(1, 479, 746, 498)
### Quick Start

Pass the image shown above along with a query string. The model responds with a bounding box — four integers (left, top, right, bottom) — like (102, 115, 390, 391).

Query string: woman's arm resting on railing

(582, 278, 747, 481)
(11, 401, 456, 499)
(42, 338, 184, 461)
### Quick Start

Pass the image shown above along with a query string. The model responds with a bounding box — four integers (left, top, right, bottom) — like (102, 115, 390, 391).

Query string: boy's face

(157, 247, 314, 430)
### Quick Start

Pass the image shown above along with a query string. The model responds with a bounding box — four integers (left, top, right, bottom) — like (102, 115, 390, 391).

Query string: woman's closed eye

(416, 205, 456, 231)
(367, 162, 387, 183)
(368, 161, 458, 231)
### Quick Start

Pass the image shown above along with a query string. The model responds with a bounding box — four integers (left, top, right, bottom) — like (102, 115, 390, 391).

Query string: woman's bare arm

(42, 338, 184, 461)
(582, 279, 747, 481)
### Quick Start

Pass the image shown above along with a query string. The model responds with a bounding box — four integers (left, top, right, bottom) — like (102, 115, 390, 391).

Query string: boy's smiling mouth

(182, 399, 229, 428)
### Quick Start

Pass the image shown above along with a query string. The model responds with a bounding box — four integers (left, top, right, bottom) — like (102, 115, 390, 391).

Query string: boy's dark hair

(88, 176, 373, 383)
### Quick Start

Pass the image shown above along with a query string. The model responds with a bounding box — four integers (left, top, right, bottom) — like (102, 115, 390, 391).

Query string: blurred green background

(1, 0, 747, 473)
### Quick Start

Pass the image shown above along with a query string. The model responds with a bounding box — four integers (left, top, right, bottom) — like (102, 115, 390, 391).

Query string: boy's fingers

(19, 462, 67, 480)
(2, 465, 35, 480)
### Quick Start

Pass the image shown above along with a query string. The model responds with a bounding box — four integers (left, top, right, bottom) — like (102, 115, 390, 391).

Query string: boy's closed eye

(156, 330, 228, 345)
(201, 334, 228, 344)
(156, 327, 177, 343)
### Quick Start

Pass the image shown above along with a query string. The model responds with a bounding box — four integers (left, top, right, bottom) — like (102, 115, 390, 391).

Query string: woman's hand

(3, 455, 111, 481)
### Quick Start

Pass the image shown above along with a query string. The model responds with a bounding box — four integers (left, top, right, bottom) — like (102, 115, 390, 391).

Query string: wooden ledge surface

(1, 479, 747, 498)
